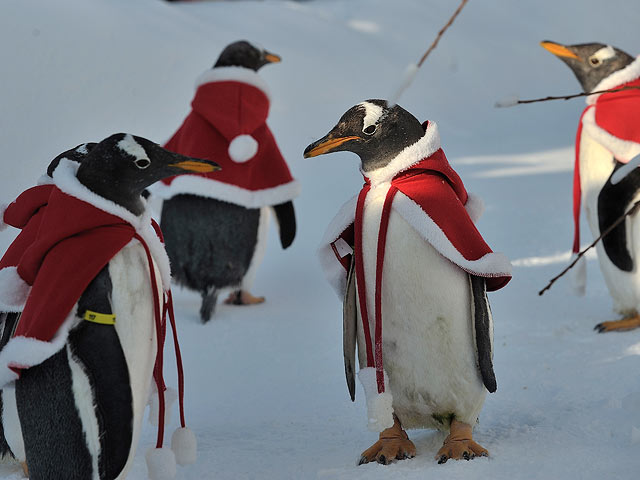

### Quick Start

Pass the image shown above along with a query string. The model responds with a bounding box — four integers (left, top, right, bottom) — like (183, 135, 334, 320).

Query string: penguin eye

(588, 55, 602, 67)
(135, 158, 151, 169)
(363, 124, 377, 135)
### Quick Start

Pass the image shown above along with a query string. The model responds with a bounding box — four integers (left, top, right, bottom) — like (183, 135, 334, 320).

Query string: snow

(1, 0, 640, 479)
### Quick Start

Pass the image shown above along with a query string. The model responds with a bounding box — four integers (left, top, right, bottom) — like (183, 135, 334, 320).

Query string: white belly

(109, 241, 159, 479)
(580, 132, 640, 314)
(356, 185, 486, 430)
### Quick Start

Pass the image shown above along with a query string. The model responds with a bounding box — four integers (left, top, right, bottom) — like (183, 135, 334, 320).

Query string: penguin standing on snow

(541, 41, 640, 332)
(0, 134, 218, 479)
(152, 40, 300, 322)
(305, 101, 511, 464)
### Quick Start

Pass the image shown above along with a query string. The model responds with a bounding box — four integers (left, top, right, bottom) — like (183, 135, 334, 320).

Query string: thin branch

(539, 201, 640, 296)
(497, 85, 640, 108)
(417, 0, 469, 68)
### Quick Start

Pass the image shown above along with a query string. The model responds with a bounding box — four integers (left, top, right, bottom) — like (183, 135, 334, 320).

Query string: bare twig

(539, 201, 640, 296)
(497, 85, 640, 108)
(417, 0, 469, 68)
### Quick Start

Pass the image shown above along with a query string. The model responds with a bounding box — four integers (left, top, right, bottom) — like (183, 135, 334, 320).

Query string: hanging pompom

(570, 254, 586, 296)
(145, 447, 177, 480)
(171, 427, 197, 465)
(228, 135, 258, 163)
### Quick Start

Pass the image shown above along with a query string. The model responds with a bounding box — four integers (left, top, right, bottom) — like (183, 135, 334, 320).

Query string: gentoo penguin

(305, 100, 511, 464)
(153, 40, 299, 322)
(0, 134, 218, 479)
(541, 41, 640, 332)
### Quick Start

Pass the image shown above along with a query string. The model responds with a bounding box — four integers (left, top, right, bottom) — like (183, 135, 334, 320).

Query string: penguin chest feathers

(356, 183, 486, 428)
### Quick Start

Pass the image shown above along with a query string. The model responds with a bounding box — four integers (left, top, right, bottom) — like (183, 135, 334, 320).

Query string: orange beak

(540, 41, 580, 60)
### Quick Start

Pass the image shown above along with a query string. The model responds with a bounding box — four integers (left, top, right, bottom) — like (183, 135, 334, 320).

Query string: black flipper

(470, 275, 496, 393)
(343, 255, 357, 401)
(597, 161, 640, 272)
(272, 201, 296, 249)
(72, 266, 133, 480)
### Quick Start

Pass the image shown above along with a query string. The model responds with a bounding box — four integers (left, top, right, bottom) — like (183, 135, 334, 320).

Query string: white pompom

(570, 254, 586, 296)
(0, 202, 8, 232)
(148, 387, 177, 426)
(145, 447, 177, 480)
(171, 427, 197, 465)
(358, 367, 394, 432)
(228, 135, 258, 163)
(0, 267, 30, 312)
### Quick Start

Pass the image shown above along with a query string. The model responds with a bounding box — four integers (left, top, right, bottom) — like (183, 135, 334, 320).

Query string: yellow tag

(83, 310, 116, 325)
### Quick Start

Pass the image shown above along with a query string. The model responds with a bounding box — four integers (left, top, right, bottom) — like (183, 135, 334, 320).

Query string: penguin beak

(303, 135, 360, 158)
(170, 159, 221, 173)
(540, 41, 580, 60)
(264, 51, 282, 64)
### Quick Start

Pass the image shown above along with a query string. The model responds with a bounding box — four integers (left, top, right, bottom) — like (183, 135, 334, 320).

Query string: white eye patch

(591, 45, 616, 62)
(359, 101, 384, 130)
(117, 134, 150, 163)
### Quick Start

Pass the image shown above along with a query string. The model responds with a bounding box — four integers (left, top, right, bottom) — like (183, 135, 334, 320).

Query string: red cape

(154, 68, 300, 208)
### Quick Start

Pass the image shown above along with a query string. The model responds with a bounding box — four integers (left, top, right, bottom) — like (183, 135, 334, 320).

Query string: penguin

(305, 100, 511, 464)
(541, 41, 640, 332)
(0, 134, 218, 479)
(154, 40, 299, 322)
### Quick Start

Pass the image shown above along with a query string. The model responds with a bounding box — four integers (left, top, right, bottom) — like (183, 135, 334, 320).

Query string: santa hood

(151, 67, 300, 208)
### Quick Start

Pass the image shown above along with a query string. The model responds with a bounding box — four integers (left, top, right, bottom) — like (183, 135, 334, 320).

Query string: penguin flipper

(343, 255, 357, 401)
(272, 201, 296, 249)
(470, 275, 496, 393)
(597, 161, 640, 272)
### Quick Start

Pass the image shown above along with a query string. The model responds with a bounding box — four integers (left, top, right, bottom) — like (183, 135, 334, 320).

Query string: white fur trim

(37, 174, 54, 186)
(171, 427, 197, 466)
(465, 193, 485, 223)
(362, 121, 441, 186)
(317, 195, 359, 297)
(0, 312, 76, 389)
(358, 367, 394, 432)
(393, 192, 512, 278)
(149, 175, 301, 209)
(228, 135, 258, 163)
(0, 202, 8, 232)
(0, 267, 31, 312)
(52, 159, 172, 290)
(570, 254, 587, 296)
(148, 386, 177, 427)
(581, 108, 640, 162)
(588, 55, 640, 104)
(194, 66, 271, 101)
(146, 447, 177, 480)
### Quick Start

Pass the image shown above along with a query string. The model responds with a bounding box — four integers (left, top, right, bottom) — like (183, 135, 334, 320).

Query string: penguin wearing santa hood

(541, 41, 640, 333)
(305, 100, 512, 464)
(0, 134, 218, 479)
(152, 40, 300, 322)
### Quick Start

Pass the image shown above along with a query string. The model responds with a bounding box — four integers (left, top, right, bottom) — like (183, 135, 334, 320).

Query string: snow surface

(1, 0, 640, 479)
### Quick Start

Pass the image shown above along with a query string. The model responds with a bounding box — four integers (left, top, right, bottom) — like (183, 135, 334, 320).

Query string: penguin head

(47, 142, 97, 177)
(76, 133, 220, 215)
(303, 99, 425, 172)
(213, 40, 281, 71)
(540, 40, 635, 92)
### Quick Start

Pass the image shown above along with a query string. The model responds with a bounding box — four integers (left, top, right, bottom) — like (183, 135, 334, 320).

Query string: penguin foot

(435, 419, 488, 464)
(594, 314, 640, 333)
(223, 290, 265, 306)
(358, 415, 416, 466)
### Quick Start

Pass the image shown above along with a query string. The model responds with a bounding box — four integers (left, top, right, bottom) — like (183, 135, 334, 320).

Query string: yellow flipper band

(83, 310, 116, 325)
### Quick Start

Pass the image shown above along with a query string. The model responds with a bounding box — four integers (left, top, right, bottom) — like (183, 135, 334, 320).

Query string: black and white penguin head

(540, 41, 635, 92)
(303, 99, 425, 172)
(213, 40, 281, 71)
(76, 133, 220, 214)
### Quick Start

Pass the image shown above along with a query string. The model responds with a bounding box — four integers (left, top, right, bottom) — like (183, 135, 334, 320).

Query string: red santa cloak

(151, 67, 300, 208)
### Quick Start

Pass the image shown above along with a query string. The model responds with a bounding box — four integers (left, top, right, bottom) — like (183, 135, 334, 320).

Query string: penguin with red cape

(0, 134, 218, 479)
(541, 41, 640, 332)
(305, 100, 511, 465)
(153, 41, 300, 322)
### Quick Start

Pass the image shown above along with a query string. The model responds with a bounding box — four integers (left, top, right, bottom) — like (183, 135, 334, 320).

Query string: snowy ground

(2, 0, 640, 479)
